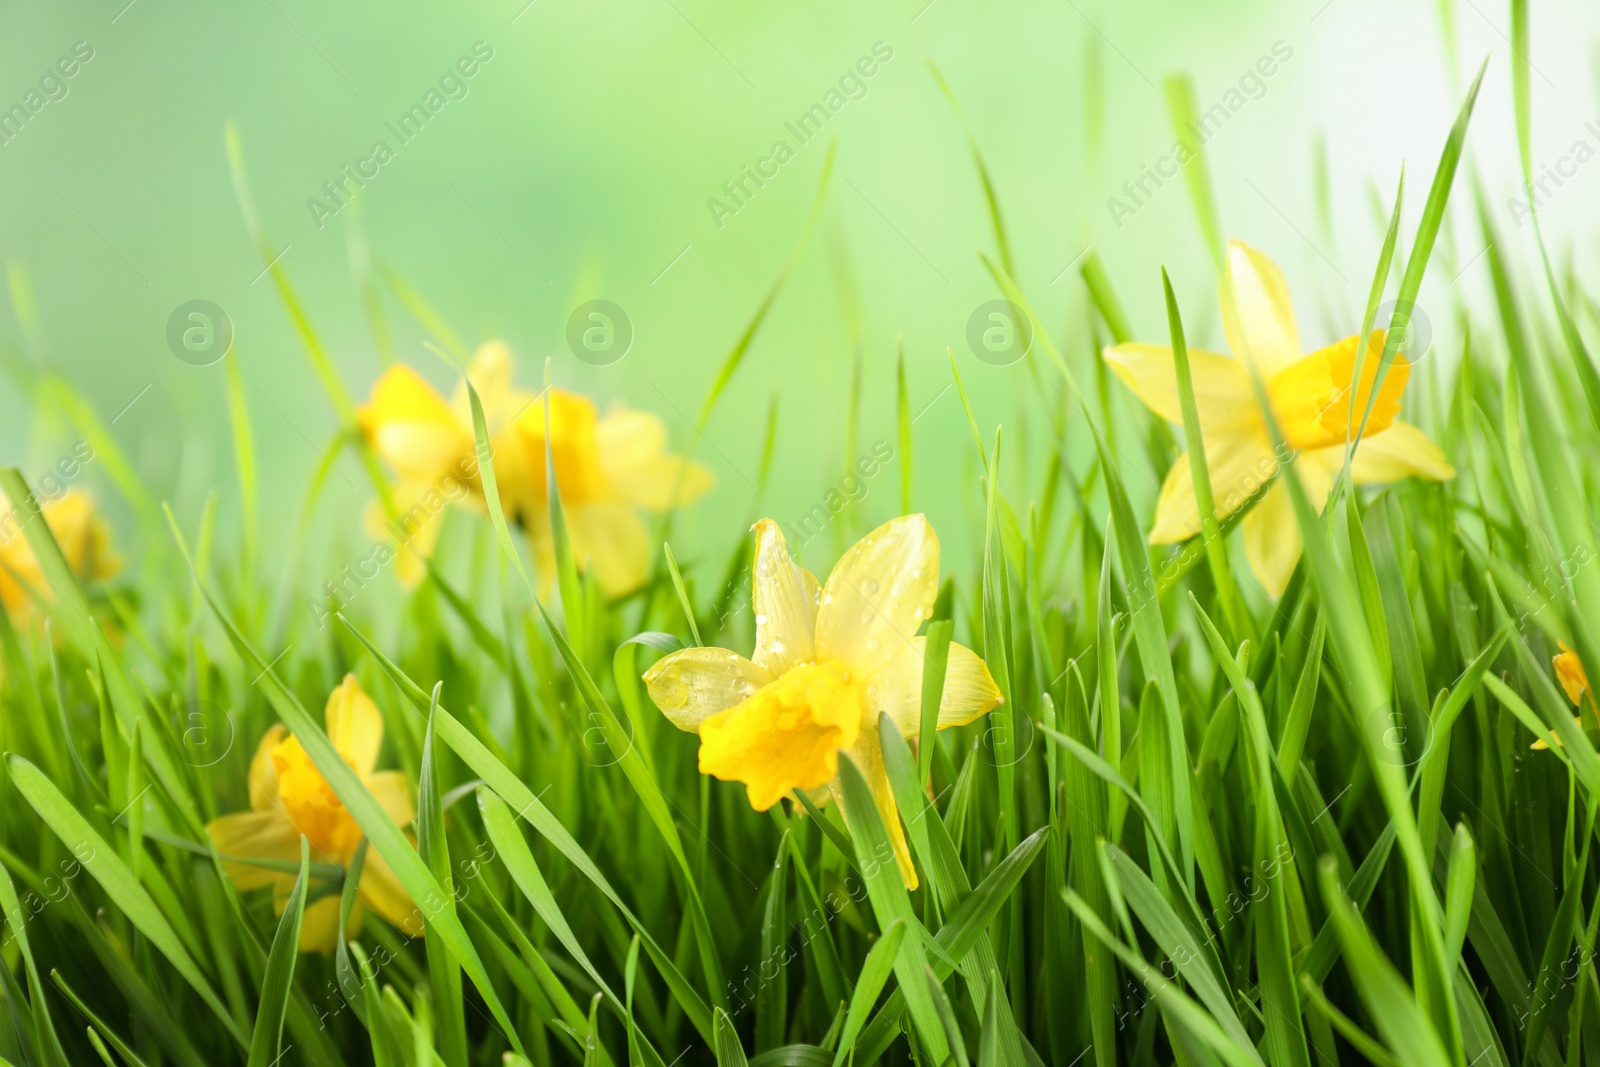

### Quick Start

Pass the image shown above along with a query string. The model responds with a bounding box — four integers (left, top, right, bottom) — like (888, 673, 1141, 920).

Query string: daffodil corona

(358, 341, 714, 596)
(643, 515, 1002, 889)
(206, 675, 421, 953)
(1533, 643, 1592, 750)
(1104, 239, 1454, 596)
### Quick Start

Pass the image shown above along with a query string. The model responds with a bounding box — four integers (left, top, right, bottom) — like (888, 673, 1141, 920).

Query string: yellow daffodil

(642, 515, 1003, 889)
(0, 489, 119, 626)
(1104, 239, 1454, 597)
(206, 675, 421, 953)
(1533, 642, 1591, 750)
(358, 340, 714, 596)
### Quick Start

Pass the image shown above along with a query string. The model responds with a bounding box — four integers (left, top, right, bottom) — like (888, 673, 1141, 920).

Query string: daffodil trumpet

(643, 514, 1003, 889)
(1105, 239, 1454, 597)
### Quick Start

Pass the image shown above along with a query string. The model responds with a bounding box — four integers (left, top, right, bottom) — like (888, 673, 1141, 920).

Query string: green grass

(3, 23, 1600, 1067)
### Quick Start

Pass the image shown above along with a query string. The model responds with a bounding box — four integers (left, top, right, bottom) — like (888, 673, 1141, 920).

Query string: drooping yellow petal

(642, 647, 774, 732)
(1149, 431, 1281, 544)
(814, 515, 939, 679)
(1239, 447, 1339, 598)
(1350, 421, 1455, 484)
(325, 675, 383, 778)
(0, 491, 120, 623)
(366, 770, 416, 831)
(1556, 643, 1588, 707)
(1531, 717, 1585, 751)
(565, 500, 650, 597)
(359, 843, 425, 939)
(750, 519, 818, 674)
(597, 410, 716, 511)
(248, 724, 287, 812)
(1103, 343, 1258, 429)
(207, 809, 302, 891)
(364, 481, 451, 591)
(294, 894, 350, 955)
(863, 638, 1002, 735)
(832, 731, 918, 890)
(1221, 239, 1302, 377)
(697, 663, 863, 811)
(359, 366, 472, 485)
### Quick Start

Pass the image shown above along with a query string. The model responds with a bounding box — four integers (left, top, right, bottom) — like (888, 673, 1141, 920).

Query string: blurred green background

(0, 0, 1594, 580)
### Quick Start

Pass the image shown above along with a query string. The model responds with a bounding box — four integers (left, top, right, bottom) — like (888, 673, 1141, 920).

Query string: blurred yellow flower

(1104, 239, 1454, 597)
(0, 489, 119, 626)
(1533, 642, 1591, 750)
(358, 340, 713, 596)
(206, 675, 421, 953)
(643, 515, 1002, 889)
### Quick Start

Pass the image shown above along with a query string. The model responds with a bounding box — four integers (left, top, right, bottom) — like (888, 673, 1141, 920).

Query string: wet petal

(1103, 343, 1258, 429)
(863, 639, 1003, 735)
(697, 664, 862, 811)
(643, 647, 775, 732)
(815, 515, 939, 679)
(750, 519, 817, 674)
(1350, 421, 1455, 484)
(325, 675, 383, 777)
(1221, 240, 1302, 377)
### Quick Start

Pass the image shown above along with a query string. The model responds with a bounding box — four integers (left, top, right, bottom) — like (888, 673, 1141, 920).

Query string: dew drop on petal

(755, 613, 768, 627)
(862, 579, 880, 596)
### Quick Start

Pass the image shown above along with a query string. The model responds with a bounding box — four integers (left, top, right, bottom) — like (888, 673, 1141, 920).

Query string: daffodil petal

(42, 491, 120, 584)
(1239, 448, 1337, 599)
(643, 647, 775, 732)
(1221, 239, 1301, 377)
(248, 724, 287, 812)
(815, 515, 939, 678)
(597, 410, 718, 511)
(450, 340, 536, 428)
(565, 500, 651, 597)
(751, 519, 817, 674)
(697, 664, 862, 811)
(293, 894, 347, 955)
(1349, 421, 1455, 483)
(1149, 432, 1280, 544)
(864, 638, 1002, 735)
(325, 675, 383, 778)
(206, 810, 302, 891)
(1103, 343, 1257, 429)
(833, 731, 918, 890)
(360, 844, 425, 938)
(1555, 644, 1587, 707)
(366, 771, 416, 831)
(359, 366, 471, 484)
(1532, 716, 1584, 750)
